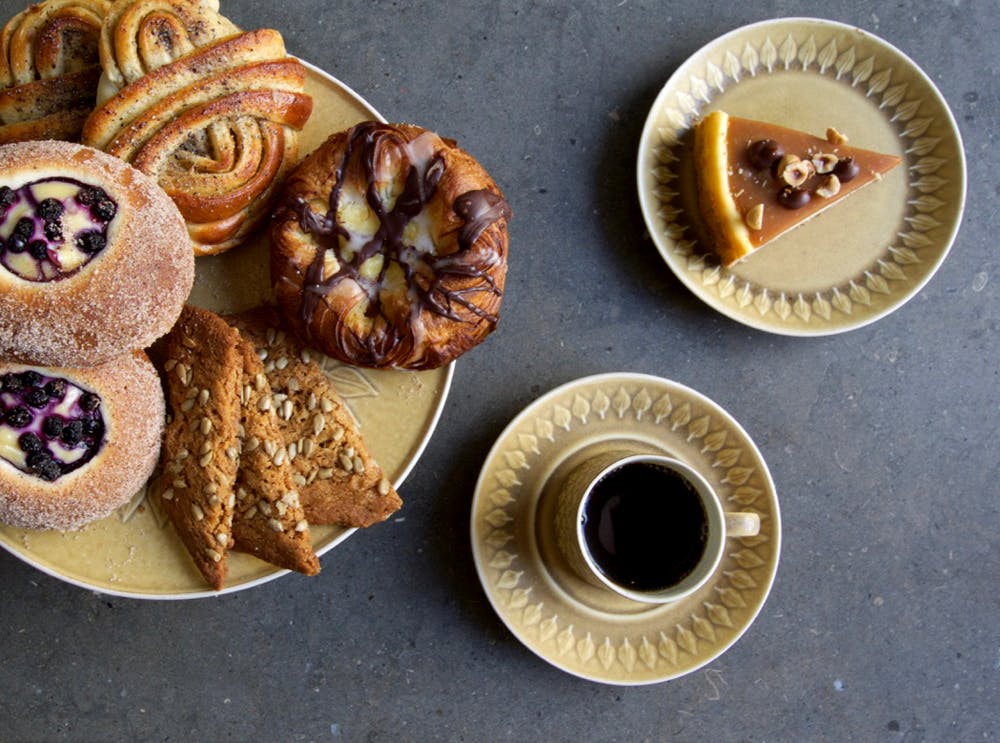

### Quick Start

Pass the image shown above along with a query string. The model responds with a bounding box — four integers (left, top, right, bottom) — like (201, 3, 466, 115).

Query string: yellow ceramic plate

(0, 62, 453, 599)
(471, 373, 780, 685)
(637, 18, 965, 335)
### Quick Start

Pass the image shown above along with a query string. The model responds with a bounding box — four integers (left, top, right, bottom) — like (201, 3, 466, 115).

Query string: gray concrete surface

(1, 1, 997, 741)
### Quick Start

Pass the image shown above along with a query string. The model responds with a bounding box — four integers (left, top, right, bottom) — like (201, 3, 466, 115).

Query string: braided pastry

(82, 1, 312, 256)
(0, 0, 111, 144)
(271, 122, 511, 370)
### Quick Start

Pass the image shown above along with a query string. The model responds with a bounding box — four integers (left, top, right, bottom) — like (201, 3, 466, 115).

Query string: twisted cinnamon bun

(82, 1, 312, 255)
(0, 0, 110, 144)
(271, 122, 511, 370)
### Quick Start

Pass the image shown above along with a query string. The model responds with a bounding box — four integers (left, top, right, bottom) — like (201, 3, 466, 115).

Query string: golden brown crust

(0, 351, 164, 531)
(227, 306, 402, 527)
(0, 140, 194, 367)
(693, 110, 753, 266)
(153, 305, 242, 591)
(83, 16, 313, 256)
(0, 0, 110, 144)
(271, 121, 511, 370)
(231, 337, 320, 576)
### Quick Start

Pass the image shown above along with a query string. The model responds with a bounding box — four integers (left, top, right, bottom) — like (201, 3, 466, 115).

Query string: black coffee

(581, 462, 708, 592)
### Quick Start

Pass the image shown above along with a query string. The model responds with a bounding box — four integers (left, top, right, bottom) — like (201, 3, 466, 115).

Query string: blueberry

(13, 217, 33, 240)
(42, 416, 64, 438)
(0, 186, 14, 209)
(25, 387, 49, 408)
(18, 432, 42, 452)
(79, 392, 101, 412)
(19, 371, 41, 387)
(76, 231, 106, 254)
(61, 419, 83, 446)
(43, 220, 62, 241)
(1, 373, 23, 393)
(76, 186, 101, 206)
(81, 418, 103, 437)
(37, 198, 64, 222)
(6, 234, 26, 253)
(28, 240, 48, 260)
(44, 379, 66, 400)
(39, 460, 62, 481)
(93, 199, 117, 222)
(5, 405, 31, 428)
(26, 450, 50, 471)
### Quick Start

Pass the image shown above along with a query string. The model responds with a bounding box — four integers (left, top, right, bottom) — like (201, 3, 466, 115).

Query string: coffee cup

(554, 451, 760, 604)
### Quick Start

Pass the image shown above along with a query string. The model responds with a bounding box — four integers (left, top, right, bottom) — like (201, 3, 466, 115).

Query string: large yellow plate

(0, 62, 453, 598)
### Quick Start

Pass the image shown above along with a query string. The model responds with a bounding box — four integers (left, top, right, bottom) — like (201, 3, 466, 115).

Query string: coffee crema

(581, 461, 708, 592)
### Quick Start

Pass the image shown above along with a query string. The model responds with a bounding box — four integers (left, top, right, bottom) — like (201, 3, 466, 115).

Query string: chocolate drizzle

(291, 122, 510, 365)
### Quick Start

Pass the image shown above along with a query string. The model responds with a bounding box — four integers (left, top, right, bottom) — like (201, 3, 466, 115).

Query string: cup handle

(725, 511, 760, 538)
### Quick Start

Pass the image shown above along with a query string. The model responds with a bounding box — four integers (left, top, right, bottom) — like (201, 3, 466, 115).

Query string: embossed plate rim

(0, 61, 455, 600)
(470, 372, 781, 685)
(636, 17, 966, 336)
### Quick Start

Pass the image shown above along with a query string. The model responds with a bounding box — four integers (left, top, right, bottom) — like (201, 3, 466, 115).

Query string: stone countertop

(1, 1, 997, 741)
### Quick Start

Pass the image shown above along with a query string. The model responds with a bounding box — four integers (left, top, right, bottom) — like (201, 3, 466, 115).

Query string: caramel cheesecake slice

(693, 110, 902, 266)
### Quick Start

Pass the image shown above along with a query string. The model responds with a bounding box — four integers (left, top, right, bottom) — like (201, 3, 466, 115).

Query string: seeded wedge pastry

(227, 306, 402, 527)
(692, 110, 902, 266)
(155, 305, 243, 590)
(231, 337, 320, 576)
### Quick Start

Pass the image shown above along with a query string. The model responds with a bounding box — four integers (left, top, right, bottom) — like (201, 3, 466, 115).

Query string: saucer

(637, 18, 966, 336)
(470, 373, 780, 684)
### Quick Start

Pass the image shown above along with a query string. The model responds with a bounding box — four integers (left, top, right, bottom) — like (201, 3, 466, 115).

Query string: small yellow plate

(637, 18, 965, 335)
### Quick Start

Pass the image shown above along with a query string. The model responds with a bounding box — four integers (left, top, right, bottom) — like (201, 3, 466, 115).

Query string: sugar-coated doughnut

(0, 351, 164, 531)
(271, 121, 511, 370)
(0, 140, 193, 366)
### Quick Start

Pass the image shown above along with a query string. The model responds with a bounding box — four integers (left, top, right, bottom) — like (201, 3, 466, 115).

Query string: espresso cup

(554, 451, 760, 604)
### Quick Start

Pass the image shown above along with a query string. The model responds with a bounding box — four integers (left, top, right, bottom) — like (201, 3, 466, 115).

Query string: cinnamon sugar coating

(0, 351, 164, 531)
(0, 140, 193, 366)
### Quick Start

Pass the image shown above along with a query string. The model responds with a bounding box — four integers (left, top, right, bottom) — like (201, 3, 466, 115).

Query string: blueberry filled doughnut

(0, 139, 194, 366)
(271, 121, 511, 370)
(0, 351, 164, 531)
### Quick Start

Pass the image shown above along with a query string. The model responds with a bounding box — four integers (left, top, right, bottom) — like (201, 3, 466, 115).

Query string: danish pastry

(82, 0, 312, 255)
(0, 0, 110, 144)
(271, 121, 511, 370)
(0, 139, 193, 367)
(0, 351, 164, 531)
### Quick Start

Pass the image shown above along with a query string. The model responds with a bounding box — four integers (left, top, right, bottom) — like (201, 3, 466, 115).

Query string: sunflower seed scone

(155, 304, 242, 590)
(227, 307, 402, 528)
(231, 337, 319, 576)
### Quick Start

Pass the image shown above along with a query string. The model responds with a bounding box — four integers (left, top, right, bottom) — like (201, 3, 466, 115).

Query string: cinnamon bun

(82, 1, 312, 255)
(0, 0, 111, 144)
(271, 122, 511, 370)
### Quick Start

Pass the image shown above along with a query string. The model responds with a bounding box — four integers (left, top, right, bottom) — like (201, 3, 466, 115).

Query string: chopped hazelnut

(826, 127, 849, 145)
(780, 158, 816, 188)
(744, 203, 764, 230)
(812, 153, 839, 174)
(815, 174, 842, 198)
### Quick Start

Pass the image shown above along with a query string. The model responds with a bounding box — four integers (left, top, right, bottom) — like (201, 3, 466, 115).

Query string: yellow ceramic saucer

(471, 373, 780, 685)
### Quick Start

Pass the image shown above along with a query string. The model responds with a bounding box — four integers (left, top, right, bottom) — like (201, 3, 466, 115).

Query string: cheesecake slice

(692, 110, 902, 267)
